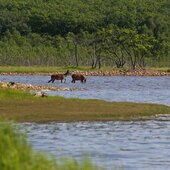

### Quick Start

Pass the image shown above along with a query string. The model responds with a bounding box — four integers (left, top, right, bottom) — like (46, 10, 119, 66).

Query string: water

(21, 117, 170, 170)
(1, 75, 170, 169)
(0, 75, 170, 105)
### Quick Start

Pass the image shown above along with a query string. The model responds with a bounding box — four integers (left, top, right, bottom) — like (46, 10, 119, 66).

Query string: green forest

(0, 0, 169, 69)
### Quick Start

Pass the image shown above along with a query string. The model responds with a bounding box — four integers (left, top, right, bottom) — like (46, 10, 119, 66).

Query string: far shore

(0, 70, 170, 76)
(0, 66, 170, 76)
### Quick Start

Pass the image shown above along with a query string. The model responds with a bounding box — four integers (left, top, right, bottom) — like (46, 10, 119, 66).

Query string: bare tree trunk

(113, 50, 126, 68)
(98, 56, 101, 69)
(122, 45, 137, 70)
(138, 52, 146, 68)
(130, 50, 137, 70)
(74, 43, 79, 67)
(90, 54, 95, 68)
(120, 50, 126, 67)
(93, 57, 98, 68)
(91, 43, 96, 68)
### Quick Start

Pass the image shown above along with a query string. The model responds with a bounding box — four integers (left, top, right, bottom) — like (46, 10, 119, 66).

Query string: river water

(1, 75, 170, 169)
(21, 118, 170, 170)
(0, 75, 170, 105)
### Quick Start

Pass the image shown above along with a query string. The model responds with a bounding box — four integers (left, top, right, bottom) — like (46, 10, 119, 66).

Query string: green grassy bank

(0, 66, 169, 74)
(0, 66, 105, 74)
(0, 88, 170, 123)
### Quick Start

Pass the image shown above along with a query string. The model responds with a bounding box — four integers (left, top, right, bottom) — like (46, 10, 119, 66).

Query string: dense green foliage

(0, 121, 105, 170)
(0, 0, 169, 68)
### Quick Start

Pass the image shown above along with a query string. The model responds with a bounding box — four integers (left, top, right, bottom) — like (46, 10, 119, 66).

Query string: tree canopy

(0, 0, 169, 68)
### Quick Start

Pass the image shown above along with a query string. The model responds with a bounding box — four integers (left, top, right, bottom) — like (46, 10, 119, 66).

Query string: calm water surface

(1, 75, 170, 169)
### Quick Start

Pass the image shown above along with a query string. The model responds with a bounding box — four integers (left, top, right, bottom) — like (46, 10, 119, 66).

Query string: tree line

(0, 0, 169, 68)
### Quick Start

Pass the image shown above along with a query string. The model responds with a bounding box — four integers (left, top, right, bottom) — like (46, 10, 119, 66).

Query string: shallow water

(1, 75, 170, 169)
(0, 75, 170, 105)
(21, 116, 170, 170)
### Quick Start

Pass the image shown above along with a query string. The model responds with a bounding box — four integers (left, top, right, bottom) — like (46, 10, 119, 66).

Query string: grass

(0, 88, 170, 122)
(148, 67, 170, 72)
(0, 66, 170, 74)
(0, 66, 114, 74)
(0, 120, 106, 170)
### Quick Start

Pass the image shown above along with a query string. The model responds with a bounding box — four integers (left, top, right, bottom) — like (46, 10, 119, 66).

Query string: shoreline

(0, 89, 170, 123)
(0, 86, 170, 123)
(0, 68, 170, 123)
(0, 81, 78, 92)
(0, 69, 170, 76)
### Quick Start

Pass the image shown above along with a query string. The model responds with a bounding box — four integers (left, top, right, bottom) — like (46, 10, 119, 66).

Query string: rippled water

(21, 117, 170, 170)
(0, 75, 170, 105)
(1, 75, 170, 169)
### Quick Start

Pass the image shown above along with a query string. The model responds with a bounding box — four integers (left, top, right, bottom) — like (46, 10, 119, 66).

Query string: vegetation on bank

(0, 66, 170, 75)
(0, 88, 170, 122)
(0, 66, 102, 74)
(0, 0, 169, 68)
(0, 121, 105, 170)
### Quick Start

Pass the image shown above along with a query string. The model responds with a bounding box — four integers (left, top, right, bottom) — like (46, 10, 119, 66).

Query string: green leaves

(0, 0, 169, 67)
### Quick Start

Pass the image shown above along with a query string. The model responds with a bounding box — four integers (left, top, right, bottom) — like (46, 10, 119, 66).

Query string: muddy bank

(0, 69, 170, 76)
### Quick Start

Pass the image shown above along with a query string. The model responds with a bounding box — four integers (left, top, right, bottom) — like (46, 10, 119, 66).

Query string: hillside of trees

(0, 0, 169, 69)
